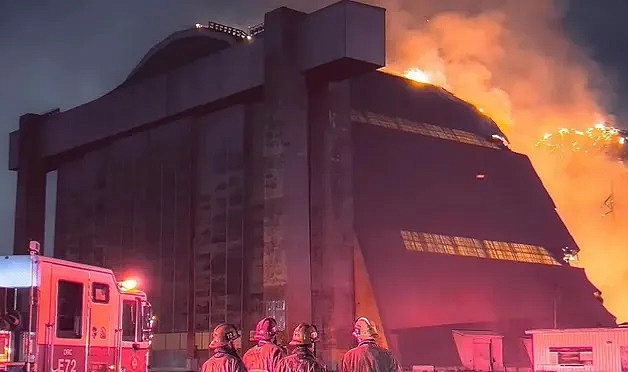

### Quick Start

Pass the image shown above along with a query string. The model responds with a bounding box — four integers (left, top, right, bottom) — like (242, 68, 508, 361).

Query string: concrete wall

(193, 105, 248, 332)
(242, 101, 268, 348)
(261, 7, 312, 341)
(309, 79, 357, 365)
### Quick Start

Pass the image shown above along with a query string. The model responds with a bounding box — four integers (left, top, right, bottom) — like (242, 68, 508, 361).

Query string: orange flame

(404, 68, 432, 84)
(383, 1, 628, 322)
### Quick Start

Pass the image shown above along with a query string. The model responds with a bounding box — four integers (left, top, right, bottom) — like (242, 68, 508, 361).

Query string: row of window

(266, 300, 286, 331)
(548, 347, 593, 366)
(350, 110, 500, 150)
(56, 280, 141, 342)
(400, 230, 560, 266)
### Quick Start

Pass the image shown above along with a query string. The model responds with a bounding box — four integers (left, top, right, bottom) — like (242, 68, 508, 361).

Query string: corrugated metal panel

(164, 332, 187, 350)
(151, 334, 167, 350)
(530, 328, 628, 372)
(54, 118, 195, 334)
(194, 332, 211, 348)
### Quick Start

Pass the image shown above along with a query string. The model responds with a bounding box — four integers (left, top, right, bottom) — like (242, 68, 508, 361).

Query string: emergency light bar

(118, 279, 138, 291)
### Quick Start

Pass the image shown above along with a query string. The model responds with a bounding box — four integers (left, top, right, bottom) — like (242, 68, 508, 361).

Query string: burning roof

(380, 7, 628, 320)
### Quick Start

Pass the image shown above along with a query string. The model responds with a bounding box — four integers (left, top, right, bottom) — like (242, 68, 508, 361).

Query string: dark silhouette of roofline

(121, 26, 248, 89)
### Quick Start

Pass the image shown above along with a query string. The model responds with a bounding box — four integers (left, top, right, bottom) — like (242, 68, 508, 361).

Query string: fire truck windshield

(141, 302, 153, 342)
(121, 299, 153, 343)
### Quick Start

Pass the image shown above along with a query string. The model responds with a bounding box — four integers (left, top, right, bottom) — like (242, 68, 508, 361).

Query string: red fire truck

(1, 246, 154, 372)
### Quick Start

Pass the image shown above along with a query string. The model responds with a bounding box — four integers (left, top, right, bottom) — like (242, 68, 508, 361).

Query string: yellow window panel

(353, 110, 502, 150)
(400, 230, 560, 266)
(453, 236, 487, 258)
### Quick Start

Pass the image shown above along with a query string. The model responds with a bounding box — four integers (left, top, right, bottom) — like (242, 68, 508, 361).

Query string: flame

(405, 68, 433, 84)
(383, 1, 628, 322)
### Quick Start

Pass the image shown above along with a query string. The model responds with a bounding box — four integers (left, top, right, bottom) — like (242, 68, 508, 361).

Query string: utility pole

(26, 240, 40, 372)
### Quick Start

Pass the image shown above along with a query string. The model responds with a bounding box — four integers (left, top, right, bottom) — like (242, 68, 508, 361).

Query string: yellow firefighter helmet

(352, 317, 378, 340)
(289, 323, 320, 346)
(253, 317, 278, 341)
(209, 323, 240, 349)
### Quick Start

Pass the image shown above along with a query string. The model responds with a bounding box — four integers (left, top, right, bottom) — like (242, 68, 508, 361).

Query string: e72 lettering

(56, 358, 77, 372)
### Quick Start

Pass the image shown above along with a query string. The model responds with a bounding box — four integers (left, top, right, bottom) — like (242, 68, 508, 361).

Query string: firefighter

(340, 317, 401, 372)
(201, 323, 247, 372)
(242, 316, 286, 371)
(276, 323, 326, 372)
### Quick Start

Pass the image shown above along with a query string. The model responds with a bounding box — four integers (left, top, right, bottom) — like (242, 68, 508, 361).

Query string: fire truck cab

(0, 254, 154, 372)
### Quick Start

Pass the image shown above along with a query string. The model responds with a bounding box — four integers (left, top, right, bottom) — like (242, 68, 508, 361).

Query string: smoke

(372, 0, 628, 322)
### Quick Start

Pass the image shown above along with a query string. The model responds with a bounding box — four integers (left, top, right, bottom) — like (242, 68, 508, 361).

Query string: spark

(535, 122, 628, 159)
(404, 68, 432, 84)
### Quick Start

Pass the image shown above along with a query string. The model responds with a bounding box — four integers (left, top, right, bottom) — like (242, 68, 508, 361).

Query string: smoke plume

(372, 0, 627, 322)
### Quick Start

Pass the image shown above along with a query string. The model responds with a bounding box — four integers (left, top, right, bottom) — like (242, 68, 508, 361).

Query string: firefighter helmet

(289, 323, 320, 346)
(352, 317, 378, 340)
(253, 317, 278, 341)
(209, 323, 240, 349)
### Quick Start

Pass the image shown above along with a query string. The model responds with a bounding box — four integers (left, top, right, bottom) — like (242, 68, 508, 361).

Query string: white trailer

(525, 327, 628, 372)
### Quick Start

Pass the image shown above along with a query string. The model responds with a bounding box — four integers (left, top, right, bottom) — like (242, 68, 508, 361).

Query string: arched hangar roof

(120, 26, 246, 88)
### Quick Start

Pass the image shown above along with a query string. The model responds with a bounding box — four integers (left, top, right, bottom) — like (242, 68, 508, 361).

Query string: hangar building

(8, 1, 615, 369)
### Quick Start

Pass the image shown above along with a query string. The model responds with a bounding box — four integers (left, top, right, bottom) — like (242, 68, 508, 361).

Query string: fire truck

(0, 243, 154, 372)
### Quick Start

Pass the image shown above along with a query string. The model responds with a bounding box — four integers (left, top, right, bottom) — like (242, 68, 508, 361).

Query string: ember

(536, 123, 628, 159)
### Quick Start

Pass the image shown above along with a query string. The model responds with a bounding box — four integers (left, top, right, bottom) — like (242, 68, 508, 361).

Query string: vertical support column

(186, 118, 199, 370)
(328, 81, 357, 362)
(310, 81, 356, 367)
(262, 7, 311, 341)
(308, 80, 327, 358)
(13, 113, 47, 255)
(12, 113, 47, 366)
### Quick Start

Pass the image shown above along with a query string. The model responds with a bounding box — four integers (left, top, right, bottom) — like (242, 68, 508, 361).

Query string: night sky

(0, 0, 626, 255)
